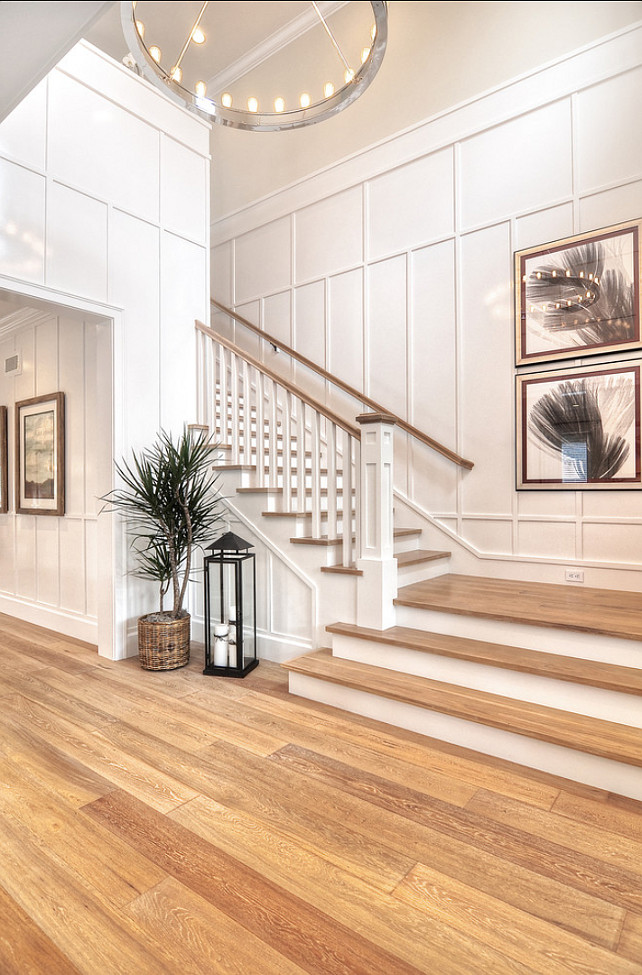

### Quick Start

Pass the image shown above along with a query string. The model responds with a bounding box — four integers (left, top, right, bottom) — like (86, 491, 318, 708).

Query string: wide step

(326, 622, 642, 695)
(396, 574, 642, 641)
(283, 649, 642, 767)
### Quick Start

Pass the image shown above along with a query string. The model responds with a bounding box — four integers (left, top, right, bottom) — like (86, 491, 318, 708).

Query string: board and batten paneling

(0, 40, 211, 654)
(211, 25, 642, 584)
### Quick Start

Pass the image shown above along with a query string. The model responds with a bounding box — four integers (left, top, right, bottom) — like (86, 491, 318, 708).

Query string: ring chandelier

(121, 1, 388, 131)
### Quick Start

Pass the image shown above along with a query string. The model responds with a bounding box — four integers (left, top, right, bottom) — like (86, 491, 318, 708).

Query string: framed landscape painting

(15, 392, 65, 515)
(516, 362, 641, 490)
(0, 406, 7, 513)
(515, 219, 641, 365)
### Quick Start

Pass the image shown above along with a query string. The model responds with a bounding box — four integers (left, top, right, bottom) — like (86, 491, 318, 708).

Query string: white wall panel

(409, 447, 458, 517)
(518, 492, 576, 517)
(295, 188, 362, 283)
(517, 521, 576, 560)
(36, 520, 59, 606)
(59, 316, 86, 518)
(263, 290, 291, 347)
(16, 520, 36, 601)
(0, 159, 45, 283)
(580, 180, 642, 232)
(368, 149, 454, 261)
(294, 281, 325, 365)
(410, 241, 456, 445)
(160, 232, 207, 433)
(47, 183, 108, 301)
(48, 70, 160, 223)
(211, 241, 232, 305)
(328, 269, 363, 394)
(83, 322, 100, 514)
(459, 101, 573, 228)
(0, 80, 46, 170)
(109, 210, 161, 448)
(462, 519, 513, 555)
(161, 136, 208, 245)
(460, 224, 514, 514)
(60, 518, 86, 614)
(270, 555, 311, 640)
(85, 518, 98, 620)
(583, 493, 642, 519)
(367, 257, 407, 419)
(0, 521, 13, 591)
(576, 68, 642, 193)
(235, 218, 290, 303)
(35, 318, 59, 394)
(514, 204, 574, 251)
(583, 523, 642, 564)
(234, 300, 261, 361)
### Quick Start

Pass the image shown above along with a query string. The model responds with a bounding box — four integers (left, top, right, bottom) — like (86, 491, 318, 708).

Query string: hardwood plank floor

(1, 614, 642, 974)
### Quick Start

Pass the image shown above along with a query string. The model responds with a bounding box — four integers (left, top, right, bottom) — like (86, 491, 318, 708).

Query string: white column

(355, 413, 397, 630)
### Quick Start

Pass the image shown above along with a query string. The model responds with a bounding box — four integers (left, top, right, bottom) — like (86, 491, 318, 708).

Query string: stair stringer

(393, 489, 642, 591)
(211, 468, 359, 658)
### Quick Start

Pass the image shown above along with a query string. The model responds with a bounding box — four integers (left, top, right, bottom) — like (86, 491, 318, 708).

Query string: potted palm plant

(104, 429, 221, 670)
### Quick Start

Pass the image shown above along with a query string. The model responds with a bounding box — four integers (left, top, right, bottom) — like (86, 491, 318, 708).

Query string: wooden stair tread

(325, 622, 642, 696)
(283, 649, 642, 767)
(395, 574, 642, 642)
(396, 549, 450, 567)
(291, 535, 354, 546)
(320, 564, 363, 576)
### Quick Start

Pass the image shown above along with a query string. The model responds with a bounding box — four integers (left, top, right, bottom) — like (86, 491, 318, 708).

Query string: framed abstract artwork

(15, 392, 65, 515)
(0, 406, 7, 513)
(516, 362, 641, 490)
(515, 219, 641, 365)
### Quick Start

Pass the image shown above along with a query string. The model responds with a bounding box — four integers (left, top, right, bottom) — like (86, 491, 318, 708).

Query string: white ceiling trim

(205, 0, 348, 90)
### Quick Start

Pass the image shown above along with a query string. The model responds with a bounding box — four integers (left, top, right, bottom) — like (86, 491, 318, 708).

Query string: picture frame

(15, 392, 65, 516)
(515, 219, 641, 365)
(516, 361, 641, 490)
(0, 406, 7, 514)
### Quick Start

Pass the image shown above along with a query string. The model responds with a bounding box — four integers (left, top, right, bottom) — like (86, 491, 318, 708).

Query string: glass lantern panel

(241, 556, 256, 666)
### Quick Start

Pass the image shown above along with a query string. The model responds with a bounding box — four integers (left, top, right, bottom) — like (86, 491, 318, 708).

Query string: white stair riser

(331, 635, 642, 727)
(288, 672, 642, 801)
(395, 605, 642, 667)
(396, 560, 451, 586)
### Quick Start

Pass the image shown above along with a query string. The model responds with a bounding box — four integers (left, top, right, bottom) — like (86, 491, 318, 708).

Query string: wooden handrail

(196, 321, 361, 440)
(211, 298, 473, 470)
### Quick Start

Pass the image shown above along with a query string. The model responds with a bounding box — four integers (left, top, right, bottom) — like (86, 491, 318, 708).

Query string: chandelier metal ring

(121, 1, 388, 131)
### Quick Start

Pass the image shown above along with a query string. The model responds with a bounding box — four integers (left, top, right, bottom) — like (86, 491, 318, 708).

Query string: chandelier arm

(173, 0, 209, 72)
(311, 1, 352, 74)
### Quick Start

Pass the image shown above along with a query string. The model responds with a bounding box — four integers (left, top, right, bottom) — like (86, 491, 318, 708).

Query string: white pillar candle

(213, 623, 229, 667)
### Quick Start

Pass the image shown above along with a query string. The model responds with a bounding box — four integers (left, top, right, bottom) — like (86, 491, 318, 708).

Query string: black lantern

(203, 531, 259, 677)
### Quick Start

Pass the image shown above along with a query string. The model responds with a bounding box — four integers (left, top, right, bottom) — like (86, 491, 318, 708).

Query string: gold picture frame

(15, 392, 65, 516)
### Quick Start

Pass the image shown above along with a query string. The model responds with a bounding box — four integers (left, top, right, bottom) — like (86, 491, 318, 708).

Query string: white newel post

(355, 413, 397, 630)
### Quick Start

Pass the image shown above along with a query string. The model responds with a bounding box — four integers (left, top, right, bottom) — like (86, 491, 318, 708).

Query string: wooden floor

(395, 574, 642, 640)
(1, 615, 642, 974)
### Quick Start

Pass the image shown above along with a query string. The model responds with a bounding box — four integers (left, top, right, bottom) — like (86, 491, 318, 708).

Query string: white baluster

(296, 399, 306, 514)
(282, 391, 293, 510)
(268, 378, 278, 489)
(310, 409, 321, 539)
(240, 359, 250, 464)
(255, 369, 266, 486)
(353, 436, 361, 570)
(229, 351, 240, 465)
(326, 422, 337, 542)
(218, 343, 228, 443)
(342, 430, 353, 568)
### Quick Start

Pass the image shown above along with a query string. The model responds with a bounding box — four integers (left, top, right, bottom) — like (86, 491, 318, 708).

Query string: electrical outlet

(565, 569, 584, 583)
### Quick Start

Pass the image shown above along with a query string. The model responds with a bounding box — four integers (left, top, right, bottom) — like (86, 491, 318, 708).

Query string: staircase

(195, 309, 642, 802)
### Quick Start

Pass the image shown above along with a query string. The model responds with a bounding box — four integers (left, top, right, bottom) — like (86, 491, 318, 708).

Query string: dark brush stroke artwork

(528, 376, 633, 480)
(525, 239, 635, 349)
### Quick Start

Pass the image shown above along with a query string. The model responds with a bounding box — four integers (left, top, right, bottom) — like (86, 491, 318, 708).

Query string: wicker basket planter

(138, 612, 190, 671)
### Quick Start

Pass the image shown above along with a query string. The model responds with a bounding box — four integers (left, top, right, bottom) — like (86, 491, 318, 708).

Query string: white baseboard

(0, 593, 97, 645)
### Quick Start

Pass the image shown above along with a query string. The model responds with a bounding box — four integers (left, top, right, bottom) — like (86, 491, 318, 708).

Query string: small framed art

(515, 219, 641, 365)
(517, 361, 641, 490)
(0, 406, 7, 513)
(15, 392, 65, 515)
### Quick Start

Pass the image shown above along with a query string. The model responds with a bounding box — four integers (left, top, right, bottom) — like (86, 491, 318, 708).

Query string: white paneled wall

(0, 41, 210, 654)
(212, 25, 642, 589)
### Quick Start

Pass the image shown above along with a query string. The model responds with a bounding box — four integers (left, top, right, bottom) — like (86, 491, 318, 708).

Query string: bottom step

(282, 649, 642, 800)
